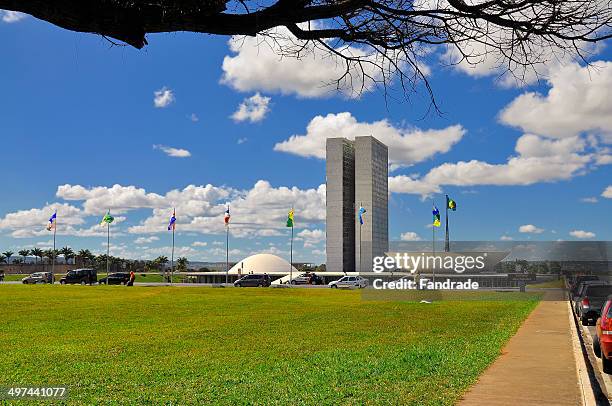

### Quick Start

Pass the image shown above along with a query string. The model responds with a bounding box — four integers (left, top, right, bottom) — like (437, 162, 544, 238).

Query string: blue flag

(46, 212, 57, 231)
(358, 206, 366, 225)
(168, 209, 176, 231)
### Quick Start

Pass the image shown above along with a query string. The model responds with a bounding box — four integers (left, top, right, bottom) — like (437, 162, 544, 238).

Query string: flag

(46, 212, 57, 231)
(286, 208, 294, 228)
(224, 206, 231, 226)
(358, 206, 367, 225)
(432, 206, 441, 227)
(447, 195, 457, 211)
(100, 211, 114, 227)
(168, 209, 176, 231)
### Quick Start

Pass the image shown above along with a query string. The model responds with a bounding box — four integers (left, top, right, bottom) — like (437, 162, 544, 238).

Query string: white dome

(229, 253, 298, 274)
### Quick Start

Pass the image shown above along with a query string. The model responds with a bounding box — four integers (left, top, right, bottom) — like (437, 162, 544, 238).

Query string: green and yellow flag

(100, 211, 114, 227)
(286, 208, 294, 228)
(447, 195, 457, 211)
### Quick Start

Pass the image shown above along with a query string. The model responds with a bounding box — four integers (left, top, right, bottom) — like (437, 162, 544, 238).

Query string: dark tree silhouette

(2, 0, 611, 102)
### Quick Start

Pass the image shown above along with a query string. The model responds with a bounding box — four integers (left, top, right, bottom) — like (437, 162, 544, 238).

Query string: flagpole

(357, 202, 362, 274)
(432, 203, 436, 284)
(359, 222, 362, 274)
(106, 222, 110, 276)
(290, 215, 294, 285)
(52, 211, 56, 284)
(170, 222, 175, 285)
(225, 224, 229, 285)
(445, 195, 450, 253)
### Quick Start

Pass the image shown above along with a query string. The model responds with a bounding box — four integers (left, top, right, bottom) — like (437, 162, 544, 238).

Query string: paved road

(579, 322, 612, 401)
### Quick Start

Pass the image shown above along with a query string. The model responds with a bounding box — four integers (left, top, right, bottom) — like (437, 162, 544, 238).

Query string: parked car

(572, 281, 609, 314)
(329, 275, 368, 289)
(59, 269, 97, 285)
(290, 272, 324, 285)
(234, 274, 271, 287)
(571, 275, 600, 296)
(594, 295, 612, 373)
(577, 284, 612, 325)
(99, 272, 131, 285)
(21, 272, 52, 284)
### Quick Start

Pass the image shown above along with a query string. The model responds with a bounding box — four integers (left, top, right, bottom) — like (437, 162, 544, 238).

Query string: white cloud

(189, 113, 199, 122)
(153, 87, 175, 108)
(602, 186, 612, 199)
(231, 93, 271, 123)
(296, 229, 325, 247)
(418, 134, 591, 189)
(153, 144, 191, 158)
(500, 236, 514, 241)
(192, 241, 208, 247)
(35, 240, 54, 248)
(388, 175, 440, 197)
(221, 26, 401, 99)
(57, 184, 167, 215)
(1, 10, 26, 23)
(519, 224, 544, 234)
(569, 230, 596, 239)
(127, 180, 325, 238)
(237, 137, 248, 145)
(0, 202, 121, 239)
(274, 112, 464, 169)
(134, 236, 159, 245)
(400, 232, 422, 241)
(580, 197, 598, 203)
(500, 62, 612, 138)
(0, 203, 88, 238)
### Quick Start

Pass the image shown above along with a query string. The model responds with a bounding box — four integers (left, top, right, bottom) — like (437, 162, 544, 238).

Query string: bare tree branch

(1, 0, 610, 104)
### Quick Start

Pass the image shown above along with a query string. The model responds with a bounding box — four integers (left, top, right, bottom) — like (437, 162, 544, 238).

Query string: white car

(328, 275, 368, 289)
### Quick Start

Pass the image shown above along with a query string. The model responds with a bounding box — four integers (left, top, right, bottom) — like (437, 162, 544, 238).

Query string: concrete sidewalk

(459, 291, 582, 405)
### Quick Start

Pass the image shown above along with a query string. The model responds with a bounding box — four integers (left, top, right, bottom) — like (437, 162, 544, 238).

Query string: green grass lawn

(0, 286, 540, 405)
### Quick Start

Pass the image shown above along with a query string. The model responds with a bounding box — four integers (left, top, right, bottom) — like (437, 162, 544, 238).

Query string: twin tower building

(326, 136, 389, 273)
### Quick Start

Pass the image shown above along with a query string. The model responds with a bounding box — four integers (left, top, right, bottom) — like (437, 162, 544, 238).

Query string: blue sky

(0, 11, 610, 264)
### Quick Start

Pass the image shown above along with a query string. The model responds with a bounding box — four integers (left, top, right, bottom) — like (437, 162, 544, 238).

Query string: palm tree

(59, 246, 74, 265)
(176, 257, 189, 272)
(30, 248, 44, 265)
(0, 254, 6, 264)
(77, 249, 94, 266)
(18, 249, 30, 264)
(42, 249, 57, 265)
(2, 251, 14, 265)
(154, 256, 169, 270)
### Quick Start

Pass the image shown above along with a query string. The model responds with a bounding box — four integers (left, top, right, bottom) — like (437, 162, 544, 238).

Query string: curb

(567, 300, 605, 405)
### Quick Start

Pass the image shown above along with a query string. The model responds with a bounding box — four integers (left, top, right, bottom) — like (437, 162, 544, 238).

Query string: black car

(234, 274, 271, 287)
(571, 275, 599, 296)
(59, 269, 97, 285)
(577, 284, 612, 325)
(99, 272, 131, 285)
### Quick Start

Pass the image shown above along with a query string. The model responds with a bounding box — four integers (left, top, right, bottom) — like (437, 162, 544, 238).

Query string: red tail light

(582, 297, 590, 307)
(605, 318, 612, 331)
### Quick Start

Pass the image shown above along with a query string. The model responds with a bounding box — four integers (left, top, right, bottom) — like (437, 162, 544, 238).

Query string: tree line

(0, 248, 189, 273)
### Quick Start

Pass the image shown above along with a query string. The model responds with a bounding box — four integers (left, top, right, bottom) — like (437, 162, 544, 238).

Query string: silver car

(329, 275, 368, 289)
(22, 272, 52, 284)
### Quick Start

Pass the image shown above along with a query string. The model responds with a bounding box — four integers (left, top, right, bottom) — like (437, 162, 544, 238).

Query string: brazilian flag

(100, 211, 114, 226)
(447, 195, 457, 211)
